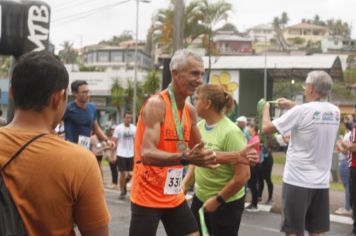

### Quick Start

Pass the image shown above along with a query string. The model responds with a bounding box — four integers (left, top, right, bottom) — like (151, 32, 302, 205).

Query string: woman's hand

(203, 196, 221, 213)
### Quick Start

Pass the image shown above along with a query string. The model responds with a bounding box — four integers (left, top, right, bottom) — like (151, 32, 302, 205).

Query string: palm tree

(142, 70, 161, 97)
(279, 12, 289, 28)
(313, 15, 321, 25)
(192, 0, 233, 80)
(110, 78, 125, 113)
(58, 41, 78, 64)
(150, 5, 175, 54)
(149, 0, 233, 57)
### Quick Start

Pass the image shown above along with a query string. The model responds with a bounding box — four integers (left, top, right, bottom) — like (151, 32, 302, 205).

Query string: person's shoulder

(197, 119, 205, 128)
(142, 94, 165, 114)
(87, 102, 97, 110)
(66, 101, 76, 110)
(115, 123, 124, 130)
(48, 135, 88, 151)
(222, 116, 239, 129)
(146, 94, 164, 106)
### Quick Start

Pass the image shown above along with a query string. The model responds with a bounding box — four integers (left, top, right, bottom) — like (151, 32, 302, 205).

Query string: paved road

(100, 160, 353, 235)
(104, 188, 353, 236)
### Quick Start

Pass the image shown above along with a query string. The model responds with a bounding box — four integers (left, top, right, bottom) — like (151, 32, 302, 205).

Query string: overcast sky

(46, 0, 356, 51)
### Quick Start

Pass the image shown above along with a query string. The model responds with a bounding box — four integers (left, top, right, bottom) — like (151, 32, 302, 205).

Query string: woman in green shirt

(182, 84, 250, 236)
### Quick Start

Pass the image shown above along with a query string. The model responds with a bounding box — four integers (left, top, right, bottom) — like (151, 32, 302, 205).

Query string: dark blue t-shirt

(63, 101, 97, 143)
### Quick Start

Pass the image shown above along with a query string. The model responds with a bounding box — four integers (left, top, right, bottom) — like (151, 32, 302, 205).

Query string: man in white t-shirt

(262, 71, 340, 236)
(113, 111, 137, 199)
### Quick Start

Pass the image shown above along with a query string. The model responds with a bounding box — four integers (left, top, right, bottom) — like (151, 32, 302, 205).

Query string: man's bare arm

(93, 121, 107, 141)
(203, 163, 250, 212)
(181, 165, 195, 194)
(215, 142, 258, 165)
(141, 97, 216, 167)
(140, 96, 182, 166)
(262, 102, 278, 135)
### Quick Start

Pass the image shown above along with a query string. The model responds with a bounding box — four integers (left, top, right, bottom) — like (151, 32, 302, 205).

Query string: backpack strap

(0, 133, 47, 172)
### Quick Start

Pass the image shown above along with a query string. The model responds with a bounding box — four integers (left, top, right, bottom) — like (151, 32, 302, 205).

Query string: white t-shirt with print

(272, 101, 340, 188)
(113, 123, 136, 158)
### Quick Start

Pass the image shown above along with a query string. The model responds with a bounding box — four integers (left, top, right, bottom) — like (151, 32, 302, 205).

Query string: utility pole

(173, 0, 184, 52)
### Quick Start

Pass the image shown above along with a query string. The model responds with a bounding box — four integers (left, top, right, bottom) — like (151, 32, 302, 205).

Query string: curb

(106, 188, 353, 225)
(244, 202, 352, 225)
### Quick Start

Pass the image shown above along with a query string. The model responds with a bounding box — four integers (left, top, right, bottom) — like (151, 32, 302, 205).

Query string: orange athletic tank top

(131, 90, 192, 208)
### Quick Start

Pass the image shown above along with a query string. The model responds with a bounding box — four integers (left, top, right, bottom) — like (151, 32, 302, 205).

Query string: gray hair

(169, 49, 204, 72)
(305, 71, 333, 98)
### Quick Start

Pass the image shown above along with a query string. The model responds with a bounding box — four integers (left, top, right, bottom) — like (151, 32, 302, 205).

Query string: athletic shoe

(335, 207, 352, 216)
(245, 204, 259, 212)
(119, 191, 127, 200)
(108, 184, 117, 189)
(263, 199, 274, 205)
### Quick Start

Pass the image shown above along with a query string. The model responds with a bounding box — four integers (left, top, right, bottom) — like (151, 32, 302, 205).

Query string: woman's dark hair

(196, 84, 234, 113)
(11, 51, 69, 111)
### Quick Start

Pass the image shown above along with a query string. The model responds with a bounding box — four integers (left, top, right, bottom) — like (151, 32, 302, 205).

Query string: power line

(51, 0, 131, 26)
(53, 0, 104, 14)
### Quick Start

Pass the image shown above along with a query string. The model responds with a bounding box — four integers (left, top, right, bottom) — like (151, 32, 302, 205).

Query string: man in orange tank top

(129, 49, 258, 236)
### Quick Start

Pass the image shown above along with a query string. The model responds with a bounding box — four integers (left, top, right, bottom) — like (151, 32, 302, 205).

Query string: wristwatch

(179, 152, 189, 166)
(216, 195, 225, 205)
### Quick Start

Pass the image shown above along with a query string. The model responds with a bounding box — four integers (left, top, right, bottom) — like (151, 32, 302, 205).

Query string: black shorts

(129, 201, 198, 236)
(190, 194, 245, 236)
(281, 183, 330, 234)
(96, 155, 103, 162)
(117, 156, 133, 172)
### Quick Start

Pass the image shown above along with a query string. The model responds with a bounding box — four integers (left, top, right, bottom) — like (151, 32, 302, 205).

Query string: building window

(86, 52, 95, 63)
(98, 51, 109, 62)
(125, 52, 134, 63)
(111, 51, 123, 62)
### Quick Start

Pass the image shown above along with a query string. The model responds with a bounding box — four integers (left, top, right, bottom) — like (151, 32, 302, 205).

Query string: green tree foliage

(272, 79, 303, 100)
(279, 12, 289, 28)
(300, 17, 350, 37)
(344, 68, 356, 84)
(110, 77, 145, 115)
(142, 70, 161, 97)
(216, 23, 238, 33)
(149, 0, 233, 55)
(58, 41, 78, 64)
(110, 78, 125, 113)
(79, 65, 104, 72)
(99, 31, 133, 46)
(0, 56, 11, 78)
(326, 19, 350, 37)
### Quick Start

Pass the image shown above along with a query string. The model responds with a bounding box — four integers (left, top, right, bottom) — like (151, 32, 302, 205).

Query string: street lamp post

(133, 0, 150, 124)
(263, 36, 267, 100)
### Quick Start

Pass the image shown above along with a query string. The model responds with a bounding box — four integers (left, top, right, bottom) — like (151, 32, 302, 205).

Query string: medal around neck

(168, 84, 187, 152)
(176, 141, 187, 152)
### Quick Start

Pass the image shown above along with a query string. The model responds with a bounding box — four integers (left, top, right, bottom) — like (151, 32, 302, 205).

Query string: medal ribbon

(167, 84, 185, 142)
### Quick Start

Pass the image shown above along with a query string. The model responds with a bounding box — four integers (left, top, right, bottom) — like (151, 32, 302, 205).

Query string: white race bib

(164, 168, 183, 195)
(78, 135, 90, 149)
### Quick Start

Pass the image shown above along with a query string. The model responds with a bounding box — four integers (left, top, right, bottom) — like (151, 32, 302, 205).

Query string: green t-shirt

(195, 116, 246, 203)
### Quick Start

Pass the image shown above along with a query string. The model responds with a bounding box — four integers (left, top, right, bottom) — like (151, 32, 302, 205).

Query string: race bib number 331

(164, 168, 183, 195)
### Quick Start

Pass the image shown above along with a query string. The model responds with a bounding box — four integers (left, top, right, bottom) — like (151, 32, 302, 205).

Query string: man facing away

(129, 49, 258, 236)
(113, 111, 136, 199)
(262, 71, 340, 236)
(0, 51, 110, 235)
(63, 80, 114, 149)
